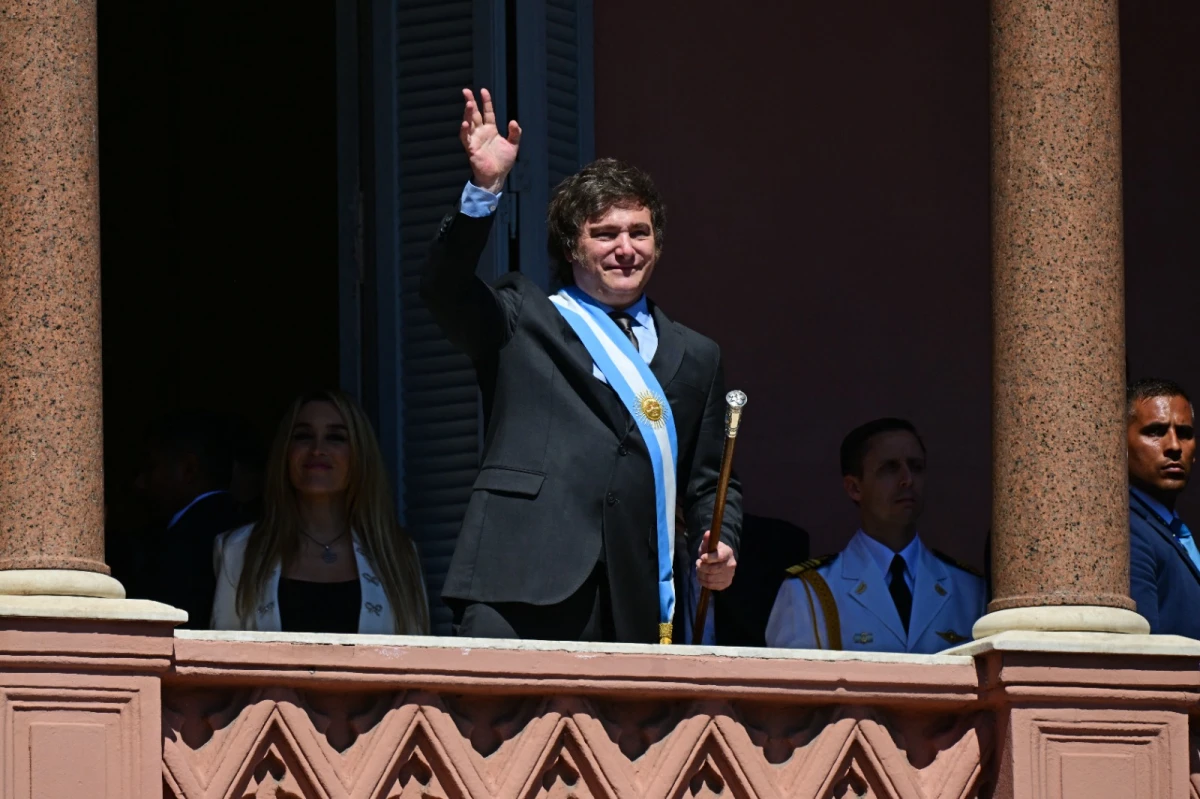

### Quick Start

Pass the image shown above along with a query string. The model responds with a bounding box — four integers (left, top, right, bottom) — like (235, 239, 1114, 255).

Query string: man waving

(421, 89, 740, 644)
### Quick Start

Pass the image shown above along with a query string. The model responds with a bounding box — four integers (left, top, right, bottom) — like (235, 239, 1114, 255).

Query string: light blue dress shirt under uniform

(856, 530, 920, 594)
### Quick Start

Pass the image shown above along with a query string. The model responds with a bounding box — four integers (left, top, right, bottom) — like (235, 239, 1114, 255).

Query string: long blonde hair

(235, 389, 430, 634)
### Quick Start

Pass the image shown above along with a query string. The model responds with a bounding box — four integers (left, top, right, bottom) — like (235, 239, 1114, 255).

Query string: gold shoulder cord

(798, 570, 841, 650)
(798, 577, 824, 649)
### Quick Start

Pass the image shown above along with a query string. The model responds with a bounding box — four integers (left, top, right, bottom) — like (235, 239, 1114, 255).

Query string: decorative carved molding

(163, 688, 993, 799)
(1185, 714, 1200, 799)
(2, 685, 145, 799)
(1010, 709, 1185, 799)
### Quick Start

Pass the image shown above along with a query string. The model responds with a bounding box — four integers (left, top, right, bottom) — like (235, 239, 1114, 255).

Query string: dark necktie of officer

(608, 312, 639, 352)
(888, 554, 912, 634)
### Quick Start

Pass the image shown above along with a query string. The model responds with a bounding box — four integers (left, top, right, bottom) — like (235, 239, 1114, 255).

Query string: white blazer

(211, 524, 399, 634)
(765, 531, 986, 654)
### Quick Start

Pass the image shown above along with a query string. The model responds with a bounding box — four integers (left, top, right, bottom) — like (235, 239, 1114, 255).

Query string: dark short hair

(546, 158, 666, 286)
(1127, 377, 1192, 418)
(840, 418, 926, 477)
(147, 410, 234, 487)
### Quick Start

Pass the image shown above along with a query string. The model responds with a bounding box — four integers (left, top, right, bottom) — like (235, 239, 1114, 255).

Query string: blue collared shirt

(168, 490, 227, 530)
(459, 181, 659, 377)
(1130, 486, 1200, 571)
(856, 530, 921, 593)
(460, 181, 502, 218)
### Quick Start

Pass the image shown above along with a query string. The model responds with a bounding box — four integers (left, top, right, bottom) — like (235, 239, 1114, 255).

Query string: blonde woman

(211, 390, 429, 635)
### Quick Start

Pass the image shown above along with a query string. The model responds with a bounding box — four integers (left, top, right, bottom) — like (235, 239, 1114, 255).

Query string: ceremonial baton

(691, 390, 747, 644)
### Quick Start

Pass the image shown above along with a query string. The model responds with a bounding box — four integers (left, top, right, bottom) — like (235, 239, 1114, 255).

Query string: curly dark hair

(546, 158, 666, 286)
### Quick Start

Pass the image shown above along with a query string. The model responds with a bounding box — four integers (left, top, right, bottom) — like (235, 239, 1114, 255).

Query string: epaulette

(785, 554, 837, 578)
(932, 549, 984, 578)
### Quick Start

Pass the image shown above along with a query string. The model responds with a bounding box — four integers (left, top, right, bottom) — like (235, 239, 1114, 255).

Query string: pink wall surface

(595, 0, 1200, 566)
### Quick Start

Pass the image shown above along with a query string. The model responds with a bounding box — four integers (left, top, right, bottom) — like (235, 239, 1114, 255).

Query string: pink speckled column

(980, 0, 1145, 635)
(0, 0, 109, 577)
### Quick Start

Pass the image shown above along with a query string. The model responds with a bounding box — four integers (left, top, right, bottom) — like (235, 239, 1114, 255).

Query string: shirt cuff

(459, 181, 502, 218)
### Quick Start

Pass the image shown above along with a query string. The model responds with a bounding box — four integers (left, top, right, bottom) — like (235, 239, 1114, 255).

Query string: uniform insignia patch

(785, 554, 837, 577)
(936, 629, 968, 644)
(853, 632, 874, 644)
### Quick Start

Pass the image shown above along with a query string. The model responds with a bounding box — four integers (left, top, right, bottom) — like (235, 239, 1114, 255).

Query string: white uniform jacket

(765, 531, 986, 654)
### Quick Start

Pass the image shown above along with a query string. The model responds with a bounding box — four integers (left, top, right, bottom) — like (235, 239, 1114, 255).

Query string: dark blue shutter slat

(395, 0, 588, 633)
(396, 0, 495, 635)
(515, 0, 594, 287)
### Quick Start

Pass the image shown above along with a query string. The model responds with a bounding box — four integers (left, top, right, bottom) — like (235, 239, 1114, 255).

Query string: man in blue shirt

(1127, 378, 1200, 638)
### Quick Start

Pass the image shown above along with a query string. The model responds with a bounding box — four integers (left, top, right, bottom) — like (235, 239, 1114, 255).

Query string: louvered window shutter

(512, 0, 595, 288)
(395, 0, 508, 634)
(387, 0, 592, 634)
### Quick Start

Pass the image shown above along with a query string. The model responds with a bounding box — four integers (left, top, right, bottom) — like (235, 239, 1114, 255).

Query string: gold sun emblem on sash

(635, 391, 668, 428)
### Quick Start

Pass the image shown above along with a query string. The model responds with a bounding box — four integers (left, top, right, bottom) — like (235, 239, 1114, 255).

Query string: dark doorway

(97, 2, 340, 587)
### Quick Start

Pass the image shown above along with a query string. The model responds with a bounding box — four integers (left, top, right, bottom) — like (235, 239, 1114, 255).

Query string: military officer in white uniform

(766, 418, 986, 654)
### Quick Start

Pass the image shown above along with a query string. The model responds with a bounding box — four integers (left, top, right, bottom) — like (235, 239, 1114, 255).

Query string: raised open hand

(460, 88, 522, 194)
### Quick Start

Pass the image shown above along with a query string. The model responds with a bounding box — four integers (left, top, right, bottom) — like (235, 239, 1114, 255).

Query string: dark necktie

(888, 554, 912, 634)
(608, 312, 639, 352)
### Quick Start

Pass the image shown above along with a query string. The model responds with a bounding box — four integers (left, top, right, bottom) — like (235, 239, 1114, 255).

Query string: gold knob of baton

(725, 390, 748, 437)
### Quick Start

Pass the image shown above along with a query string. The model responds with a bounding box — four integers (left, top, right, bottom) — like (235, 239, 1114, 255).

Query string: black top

(278, 577, 361, 634)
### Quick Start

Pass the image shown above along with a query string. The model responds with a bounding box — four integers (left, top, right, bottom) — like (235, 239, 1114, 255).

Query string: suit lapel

(550, 296, 686, 442)
(840, 535, 907, 644)
(648, 302, 686, 391)
(554, 308, 630, 439)
(259, 562, 282, 632)
(353, 535, 393, 634)
(1130, 495, 1200, 585)
(908, 544, 951, 644)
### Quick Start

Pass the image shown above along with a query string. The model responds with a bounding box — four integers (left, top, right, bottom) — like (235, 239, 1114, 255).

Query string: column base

(973, 605, 1149, 639)
(0, 569, 187, 624)
(0, 594, 187, 623)
(0, 568, 125, 599)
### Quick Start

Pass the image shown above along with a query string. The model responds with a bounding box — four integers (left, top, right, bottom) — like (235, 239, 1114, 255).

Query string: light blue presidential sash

(550, 286, 679, 640)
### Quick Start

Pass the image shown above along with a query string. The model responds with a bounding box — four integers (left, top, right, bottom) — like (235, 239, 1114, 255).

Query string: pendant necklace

(300, 528, 348, 564)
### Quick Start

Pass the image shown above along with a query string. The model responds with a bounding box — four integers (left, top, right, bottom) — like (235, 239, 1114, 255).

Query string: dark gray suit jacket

(421, 210, 742, 643)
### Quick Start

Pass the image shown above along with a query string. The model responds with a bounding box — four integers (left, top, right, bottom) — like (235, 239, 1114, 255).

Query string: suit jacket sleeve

(1129, 519, 1161, 632)
(420, 209, 522, 360)
(683, 350, 742, 555)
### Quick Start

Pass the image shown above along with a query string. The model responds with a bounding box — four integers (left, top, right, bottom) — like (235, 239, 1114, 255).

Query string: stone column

(976, 0, 1147, 636)
(0, 0, 122, 599)
(0, 8, 181, 796)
